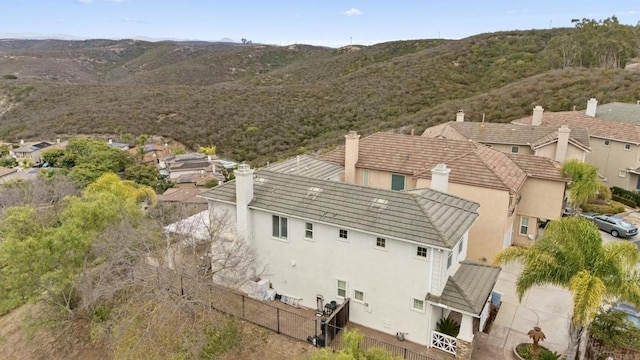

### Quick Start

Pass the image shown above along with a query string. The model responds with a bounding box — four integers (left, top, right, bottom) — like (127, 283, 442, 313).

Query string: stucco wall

(485, 143, 534, 156)
(355, 168, 418, 190)
(248, 209, 445, 346)
(535, 143, 586, 162)
(517, 178, 565, 221)
(586, 137, 640, 190)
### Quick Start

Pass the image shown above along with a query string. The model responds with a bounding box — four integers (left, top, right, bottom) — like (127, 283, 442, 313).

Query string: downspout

(428, 248, 435, 293)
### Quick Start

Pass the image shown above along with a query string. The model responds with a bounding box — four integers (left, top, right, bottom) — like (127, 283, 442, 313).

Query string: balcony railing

(430, 330, 457, 355)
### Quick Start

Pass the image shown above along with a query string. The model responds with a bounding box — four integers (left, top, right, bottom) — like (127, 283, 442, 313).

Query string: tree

(310, 329, 402, 360)
(495, 216, 640, 360)
(527, 326, 546, 356)
(199, 145, 217, 155)
(561, 159, 610, 213)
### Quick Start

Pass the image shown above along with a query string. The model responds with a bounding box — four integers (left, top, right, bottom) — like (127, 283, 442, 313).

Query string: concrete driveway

(472, 212, 640, 360)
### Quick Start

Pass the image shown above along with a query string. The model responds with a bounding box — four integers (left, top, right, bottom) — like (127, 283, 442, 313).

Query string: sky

(1, 0, 639, 47)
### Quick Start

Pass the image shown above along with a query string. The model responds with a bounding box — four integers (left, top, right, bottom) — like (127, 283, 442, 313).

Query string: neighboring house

(129, 143, 172, 165)
(160, 153, 218, 179)
(512, 99, 640, 190)
(201, 164, 501, 350)
(171, 172, 224, 188)
(322, 132, 567, 263)
(10, 139, 66, 163)
(107, 138, 130, 151)
(595, 101, 640, 124)
(157, 187, 209, 215)
(422, 109, 590, 162)
(266, 155, 343, 181)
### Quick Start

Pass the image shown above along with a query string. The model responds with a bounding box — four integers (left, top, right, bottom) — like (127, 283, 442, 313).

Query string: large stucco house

(322, 132, 567, 264)
(422, 109, 590, 163)
(201, 164, 501, 352)
(512, 99, 640, 190)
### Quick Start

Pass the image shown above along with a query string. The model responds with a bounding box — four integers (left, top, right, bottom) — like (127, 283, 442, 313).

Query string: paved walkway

(472, 262, 573, 359)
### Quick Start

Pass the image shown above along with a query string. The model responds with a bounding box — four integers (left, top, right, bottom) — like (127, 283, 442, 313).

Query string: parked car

(613, 302, 640, 328)
(585, 214, 638, 238)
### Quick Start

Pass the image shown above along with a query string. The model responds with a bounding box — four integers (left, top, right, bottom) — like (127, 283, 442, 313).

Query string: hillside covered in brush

(0, 18, 638, 165)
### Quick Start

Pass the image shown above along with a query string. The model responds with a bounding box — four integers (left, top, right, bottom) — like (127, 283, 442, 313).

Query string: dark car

(588, 214, 638, 238)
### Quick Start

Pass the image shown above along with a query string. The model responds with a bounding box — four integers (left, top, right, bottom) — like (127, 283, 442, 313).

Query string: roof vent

(371, 198, 388, 211)
(255, 177, 268, 183)
(306, 186, 323, 199)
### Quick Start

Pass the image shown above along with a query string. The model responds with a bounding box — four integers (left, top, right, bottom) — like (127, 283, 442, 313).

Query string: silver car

(590, 214, 638, 238)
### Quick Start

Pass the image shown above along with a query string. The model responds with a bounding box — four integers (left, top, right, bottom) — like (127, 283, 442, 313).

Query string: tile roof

(423, 121, 590, 151)
(426, 261, 501, 315)
(596, 102, 640, 124)
(202, 170, 480, 249)
(266, 155, 343, 180)
(506, 154, 567, 182)
(512, 110, 640, 144)
(157, 187, 208, 203)
(322, 132, 528, 192)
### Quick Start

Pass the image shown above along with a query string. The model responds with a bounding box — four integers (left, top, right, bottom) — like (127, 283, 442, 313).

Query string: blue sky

(1, 0, 639, 47)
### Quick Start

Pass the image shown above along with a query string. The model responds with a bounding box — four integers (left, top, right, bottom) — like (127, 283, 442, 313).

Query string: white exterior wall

(250, 208, 441, 346)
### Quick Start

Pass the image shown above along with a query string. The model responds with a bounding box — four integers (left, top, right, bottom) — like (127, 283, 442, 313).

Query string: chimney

(456, 109, 465, 122)
(431, 163, 451, 193)
(108, 138, 113, 145)
(207, 155, 212, 162)
(344, 131, 360, 184)
(20, 139, 24, 145)
(585, 98, 598, 117)
(234, 164, 254, 240)
(56, 138, 60, 144)
(532, 106, 544, 126)
(555, 126, 571, 162)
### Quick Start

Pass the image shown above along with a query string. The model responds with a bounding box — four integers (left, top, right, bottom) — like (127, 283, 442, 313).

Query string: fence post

(403, 347, 407, 359)
(277, 308, 280, 334)
(242, 295, 245, 319)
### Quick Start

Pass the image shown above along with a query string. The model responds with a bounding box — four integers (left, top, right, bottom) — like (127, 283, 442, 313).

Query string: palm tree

(527, 326, 546, 356)
(561, 159, 610, 214)
(495, 216, 640, 360)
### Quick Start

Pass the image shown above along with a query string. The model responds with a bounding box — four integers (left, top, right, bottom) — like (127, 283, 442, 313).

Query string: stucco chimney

(532, 106, 544, 126)
(555, 126, 571, 162)
(108, 138, 113, 145)
(456, 109, 465, 122)
(344, 131, 360, 184)
(431, 163, 451, 193)
(56, 138, 60, 144)
(234, 163, 254, 240)
(20, 139, 24, 145)
(585, 98, 598, 117)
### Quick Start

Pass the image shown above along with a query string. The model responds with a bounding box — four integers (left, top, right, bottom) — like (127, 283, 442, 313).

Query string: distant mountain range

(0, 32, 237, 43)
(0, 27, 638, 165)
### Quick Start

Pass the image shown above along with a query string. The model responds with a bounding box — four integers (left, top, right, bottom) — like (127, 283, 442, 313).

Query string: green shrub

(611, 186, 640, 206)
(582, 201, 625, 214)
(2, 74, 17, 80)
(200, 318, 239, 359)
(0, 157, 17, 167)
(612, 194, 637, 208)
(204, 179, 219, 188)
(436, 318, 460, 337)
(91, 304, 111, 322)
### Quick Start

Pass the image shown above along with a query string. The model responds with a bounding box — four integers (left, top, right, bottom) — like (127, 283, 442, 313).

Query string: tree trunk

(566, 321, 584, 360)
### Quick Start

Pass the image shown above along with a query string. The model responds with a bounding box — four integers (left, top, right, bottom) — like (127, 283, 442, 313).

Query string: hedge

(611, 186, 640, 207)
(612, 194, 637, 208)
(582, 201, 626, 214)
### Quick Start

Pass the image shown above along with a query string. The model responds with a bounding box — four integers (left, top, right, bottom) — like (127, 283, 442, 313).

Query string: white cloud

(76, 0, 93, 3)
(343, 8, 363, 16)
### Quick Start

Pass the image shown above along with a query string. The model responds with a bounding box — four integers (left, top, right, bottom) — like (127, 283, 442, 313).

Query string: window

(510, 146, 520, 154)
(619, 170, 628, 178)
(354, 289, 365, 303)
(376, 237, 386, 249)
(305, 222, 313, 240)
(391, 174, 405, 191)
(416, 246, 428, 258)
(519, 216, 529, 235)
(339, 229, 348, 240)
(363, 169, 369, 186)
(625, 143, 632, 151)
(412, 298, 425, 312)
(485, 144, 492, 148)
(272, 215, 288, 239)
(458, 238, 464, 253)
(447, 252, 453, 269)
(604, 140, 610, 147)
(337, 280, 347, 298)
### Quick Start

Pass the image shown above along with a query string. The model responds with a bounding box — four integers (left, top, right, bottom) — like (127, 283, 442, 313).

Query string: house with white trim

(201, 164, 501, 353)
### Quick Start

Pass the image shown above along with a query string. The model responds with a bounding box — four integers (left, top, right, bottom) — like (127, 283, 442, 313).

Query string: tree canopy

(495, 216, 640, 359)
(561, 159, 610, 211)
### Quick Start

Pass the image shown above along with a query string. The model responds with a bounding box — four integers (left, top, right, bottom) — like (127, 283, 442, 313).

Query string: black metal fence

(208, 286, 319, 345)
(327, 324, 438, 360)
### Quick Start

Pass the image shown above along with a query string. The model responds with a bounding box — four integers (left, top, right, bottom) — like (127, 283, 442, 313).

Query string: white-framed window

(375, 237, 387, 250)
(416, 246, 428, 259)
(305, 222, 314, 240)
(619, 170, 627, 178)
(339, 229, 348, 240)
(604, 140, 610, 147)
(458, 238, 464, 253)
(391, 174, 405, 191)
(519, 216, 529, 235)
(337, 279, 347, 298)
(272, 215, 288, 240)
(447, 252, 453, 269)
(625, 143, 632, 150)
(354, 289, 365, 303)
(511, 146, 520, 154)
(412, 297, 425, 312)
(363, 169, 369, 186)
